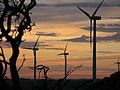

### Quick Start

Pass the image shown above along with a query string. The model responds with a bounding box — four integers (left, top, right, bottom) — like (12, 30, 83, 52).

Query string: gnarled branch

(0, 46, 9, 76)
(17, 54, 26, 72)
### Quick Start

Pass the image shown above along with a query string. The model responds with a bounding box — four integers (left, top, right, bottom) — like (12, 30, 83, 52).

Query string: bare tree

(0, 46, 9, 81)
(17, 54, 26, 72)
(66, 64, 83, 78)
(28, 65, 49, 80)
(0, 0, 36, 90)
(36, 65, 49, 80)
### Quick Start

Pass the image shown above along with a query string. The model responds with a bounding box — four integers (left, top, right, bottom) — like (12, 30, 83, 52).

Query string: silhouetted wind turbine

(23, 35, 40, 83)
(58, 42, 69, 79)
(115, 57, 120, 72)
(77, 0, 104, 82)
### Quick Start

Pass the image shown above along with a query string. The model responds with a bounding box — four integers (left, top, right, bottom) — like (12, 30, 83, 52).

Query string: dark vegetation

(4, 71, 120, 90)
(5, 79, 91, 90)
(85, 71, 120, 90)
(0, 0, 120, 90)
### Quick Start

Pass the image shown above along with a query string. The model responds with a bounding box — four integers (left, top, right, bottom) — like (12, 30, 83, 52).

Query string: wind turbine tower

(77, 0, 104, 82)
(58, 42, 69, 79)
(23, 35, 40, 83)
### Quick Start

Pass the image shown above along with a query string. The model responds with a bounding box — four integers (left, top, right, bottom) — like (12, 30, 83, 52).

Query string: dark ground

(6, 78, 92, 90)
(2, 71, 120, 90)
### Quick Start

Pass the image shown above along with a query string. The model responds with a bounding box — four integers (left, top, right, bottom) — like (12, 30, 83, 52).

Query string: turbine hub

(33, 48, 39, 50)
(91, 16, 101, 20)
(65, 53, 69, 55)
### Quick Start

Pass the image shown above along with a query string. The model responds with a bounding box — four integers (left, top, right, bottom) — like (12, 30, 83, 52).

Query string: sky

(1, 0, 120, 79)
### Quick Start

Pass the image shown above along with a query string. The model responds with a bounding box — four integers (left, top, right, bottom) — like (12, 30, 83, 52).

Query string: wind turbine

(23, 35, 40, 83)
(58, 42, 69, 79)
(115, 57, 120, 72)
(77, 0, 104, 82)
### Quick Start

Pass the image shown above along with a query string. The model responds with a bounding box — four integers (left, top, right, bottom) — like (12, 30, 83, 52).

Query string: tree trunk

(9, 44, 21, 90)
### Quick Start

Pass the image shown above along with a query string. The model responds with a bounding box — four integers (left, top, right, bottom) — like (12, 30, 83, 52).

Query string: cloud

(0, 40, 64, 51)
(98, 24, 120, 28)
(107, 17, 120, 19)
(36, 32, 58, 37)
(42, 47, 64, 50)
(0, 41, 11, 48)
(84, 27, 120, 32)
(36, 0, 120, 7)
(31, 5, 81, 23)
(97, 51, 120, 54)
(20, 41, 50, 48)
(52, 2, 120, 7)
(82, 24, 120, 33)
(31, 1, 120, 43)
(20, 41, 64, 51)
(62, 35, 89, 42)
(97, 33, 120, 42)
(0, 41, 50, 48)
(62, 33, 120, 42)
(31, 2, 120, 25)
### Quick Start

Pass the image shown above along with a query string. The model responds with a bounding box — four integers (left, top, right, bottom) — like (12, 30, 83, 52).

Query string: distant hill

(84, 71, 120, 90)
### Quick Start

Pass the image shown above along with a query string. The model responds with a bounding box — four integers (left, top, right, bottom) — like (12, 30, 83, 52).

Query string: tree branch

(66, 64, 83, 78)
(17, 54, 26, 72)
(0, 46, 9, 76)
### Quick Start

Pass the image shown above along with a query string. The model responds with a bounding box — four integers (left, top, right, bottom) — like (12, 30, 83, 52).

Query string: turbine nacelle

(58, 53, 69, 56)
(91, 16, 101, 20)
(64, 53, 69, 55)
(58, 42, 69, 56)
(33, 48, 39, 50)
(115, 62, 120, 64)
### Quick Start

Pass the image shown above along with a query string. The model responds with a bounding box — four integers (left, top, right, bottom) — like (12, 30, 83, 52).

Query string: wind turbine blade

(58, 53, 64, 55)
(77, 6, 91, 18)
(33, 35, 40, 48)
(90, 19, 93, 48)
(92, 0, 104, 16)
(22, 47, 33, 50)
(64, 42, 68, 53)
